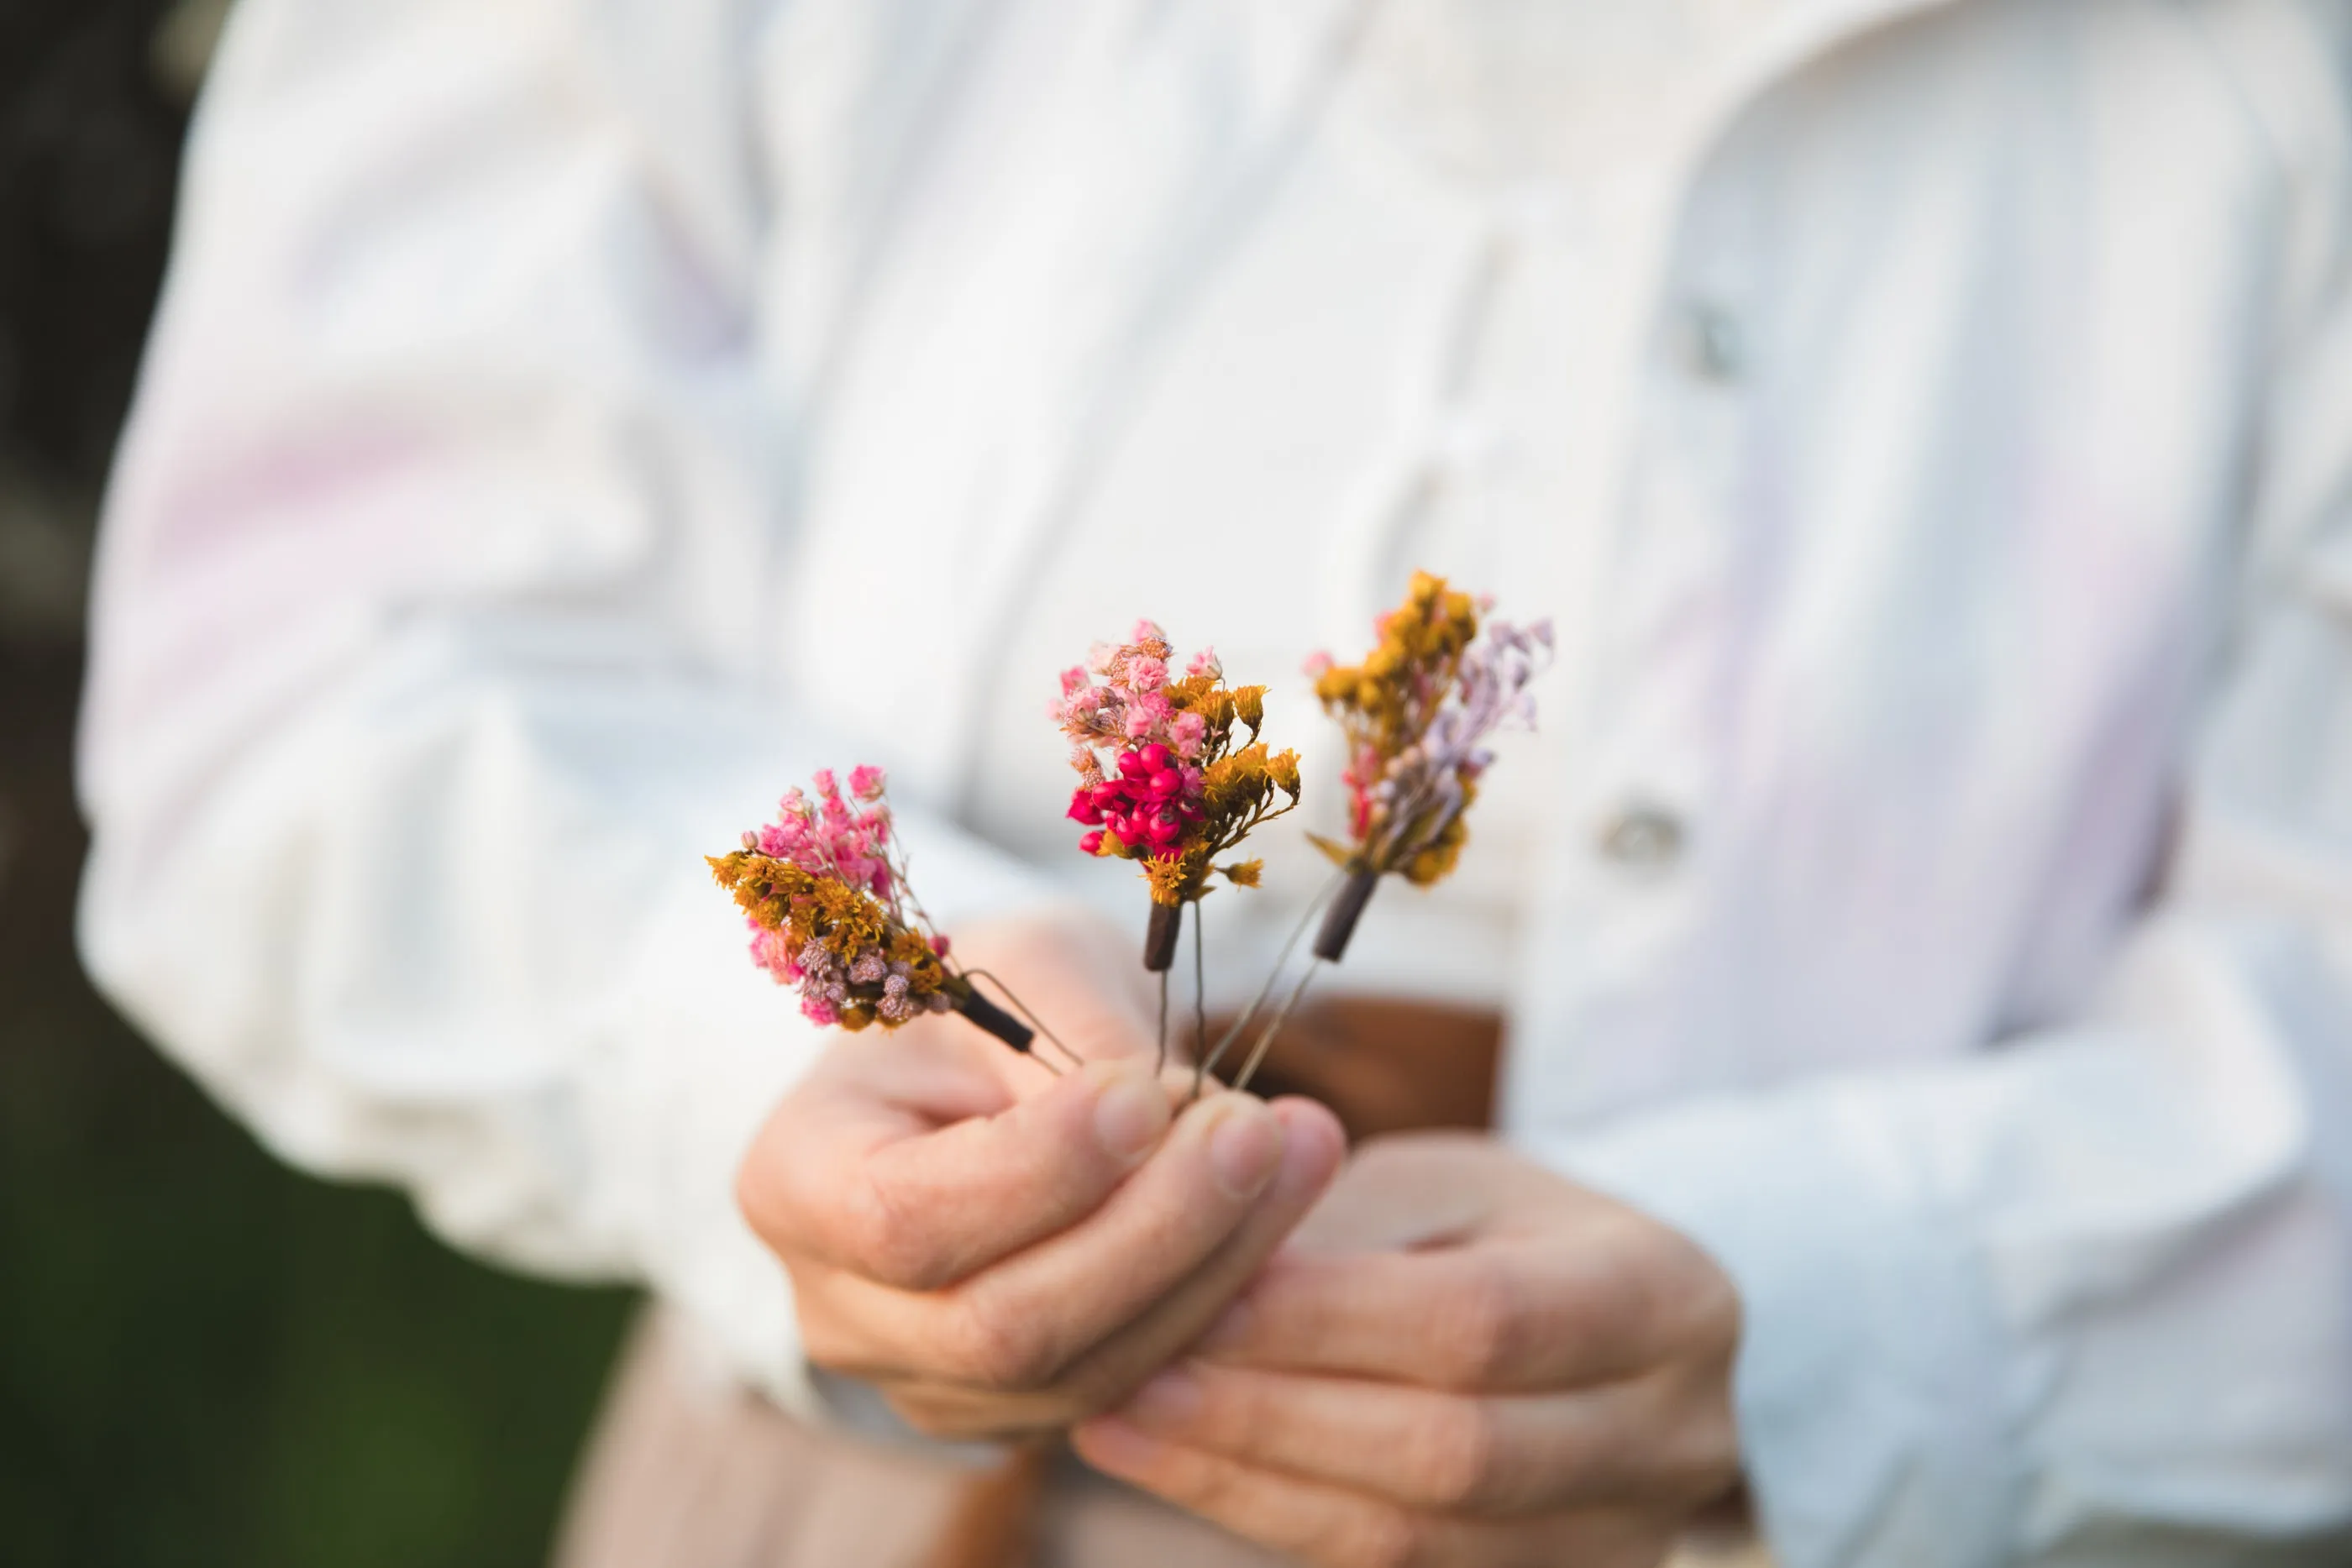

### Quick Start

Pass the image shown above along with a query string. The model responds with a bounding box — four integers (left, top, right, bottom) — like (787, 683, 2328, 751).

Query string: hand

(735, 912, 1349, 1440)
(1073, 1132, 1742, 1567)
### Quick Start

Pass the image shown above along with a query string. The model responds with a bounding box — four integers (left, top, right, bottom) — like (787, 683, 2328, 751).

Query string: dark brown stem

(1143, 901, 1183, 973)
(1191, 899, 1208, 1072)
(1311, 868, 1380, 962)
(953, 987, 1036, 1055)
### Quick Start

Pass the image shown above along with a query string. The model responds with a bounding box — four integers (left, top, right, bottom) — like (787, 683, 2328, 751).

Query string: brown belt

(1225, 994, 1502, 1141)
(930, 999, 1504, 1568)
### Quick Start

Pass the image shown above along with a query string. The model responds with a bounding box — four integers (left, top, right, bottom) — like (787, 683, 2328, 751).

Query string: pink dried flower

(711, 769, 1057, 1059)
(1053, 627, 1301, 931)
(711, 766, 962, 1030)
(1168, 710, 1208, 758)
(1122, 690, 1172, 738)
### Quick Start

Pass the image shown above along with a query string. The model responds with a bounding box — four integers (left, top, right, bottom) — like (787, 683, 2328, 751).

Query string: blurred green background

(0, 4, 638, 1564)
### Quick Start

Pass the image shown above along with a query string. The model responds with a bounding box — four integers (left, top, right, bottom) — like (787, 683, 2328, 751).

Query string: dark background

(0, 4, 636, 1564)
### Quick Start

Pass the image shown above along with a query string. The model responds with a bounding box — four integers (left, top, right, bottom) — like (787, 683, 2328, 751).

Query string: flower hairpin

(709, 767, 1078, 1070)
(1053, 621, 1302, 1072)
(1199, 572, 1553, 1092)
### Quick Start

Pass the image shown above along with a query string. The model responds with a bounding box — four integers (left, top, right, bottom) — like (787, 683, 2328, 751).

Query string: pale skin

(1074, 1135, 1744, 1567)
(734, 915, 1742, 1565)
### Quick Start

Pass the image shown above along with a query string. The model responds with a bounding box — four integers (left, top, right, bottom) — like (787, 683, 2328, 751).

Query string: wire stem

(957, 968, 1084, 1069)
(1157, 968, 1170, 1077)
(1230, 957, 1325, 1095)
(1194, 869, 1344, 1098)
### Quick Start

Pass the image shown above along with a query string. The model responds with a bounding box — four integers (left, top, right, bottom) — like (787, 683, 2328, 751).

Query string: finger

(1074, 1423, 1677, 1568)
(1198, 1230, 1708, 1392)
(1076, 1419, 1435, 1567)
(1110, 1361, 1735, 1515)
(744, 1054, 1176, 1289)
(814, 1096, 1345, 1404)
(875, 1099, 1347, 1438)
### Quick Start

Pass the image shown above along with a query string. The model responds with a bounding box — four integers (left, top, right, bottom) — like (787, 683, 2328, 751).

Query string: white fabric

(77, 0, 2352, 1563)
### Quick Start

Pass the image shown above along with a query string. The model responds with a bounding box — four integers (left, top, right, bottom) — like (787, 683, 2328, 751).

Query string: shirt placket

(1507, 149, 1769, 1130)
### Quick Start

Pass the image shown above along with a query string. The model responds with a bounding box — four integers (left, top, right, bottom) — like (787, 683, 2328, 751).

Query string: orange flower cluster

(1307, 570, 1553, 888)
(706, 851, 958, 1032)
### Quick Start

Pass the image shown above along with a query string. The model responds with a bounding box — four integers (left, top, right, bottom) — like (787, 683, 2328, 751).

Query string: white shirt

(77, 1, 2352, 1564)
(958, 1, 1785, 1007)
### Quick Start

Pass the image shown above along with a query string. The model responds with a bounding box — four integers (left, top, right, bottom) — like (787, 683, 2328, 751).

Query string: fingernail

(1209, 1104, 1282, 1199)
(1093, 1072, 1169, 1163)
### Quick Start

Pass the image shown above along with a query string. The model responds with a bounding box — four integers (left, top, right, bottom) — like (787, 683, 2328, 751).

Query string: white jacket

(79, 1, 2352, 1563)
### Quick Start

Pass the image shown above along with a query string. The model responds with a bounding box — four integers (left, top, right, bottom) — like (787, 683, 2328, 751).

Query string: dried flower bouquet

(1200, 572, 1553, 1091)
(708, 766, 1075, 1067)
(708, 577, 1546, 1103)
(1053, 621, 1302, 1069)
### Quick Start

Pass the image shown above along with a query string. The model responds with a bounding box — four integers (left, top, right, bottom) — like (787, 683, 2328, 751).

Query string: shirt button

(1677, 302, 1745, 383)
(1596, 802, 1686, 870)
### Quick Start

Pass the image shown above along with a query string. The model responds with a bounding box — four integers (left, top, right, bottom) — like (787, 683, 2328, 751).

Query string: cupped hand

(735, 912, 1348, 1440)
(1073, 1131, 1742, 1567)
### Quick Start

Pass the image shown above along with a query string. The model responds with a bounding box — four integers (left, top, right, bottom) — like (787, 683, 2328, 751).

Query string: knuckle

(732, 1146, 798, 1251)
(1546, 1409, 1612, 1502)
(888, 1391, 1005, 1444)
(884, 1388, 962, 1440)
(1678, 1412, 1743, 1501)
(1654, 1366, 1744, 1502)
(1171, 1453, 1250, 1517)
(1402, 1400, 1500, 1510)
(1332, 1507, 1426, 1568)
(1166, 1457, 1279, 1542)
(1431, 1261, 1523, 1387)
(890, 1384, 1075, 1445)
(795, 1314, 859, 1375)
(1684, 1259, 1744, 1350)
(946, 1290, 1060, 1391)
(1563, 1212, 1662, 1348)
(789, 1283, 889, 1383)
(841, 1170, 953, 1291)
(1177, 1366, 1252, 1447)
(1608, 1209, 1739, 1353)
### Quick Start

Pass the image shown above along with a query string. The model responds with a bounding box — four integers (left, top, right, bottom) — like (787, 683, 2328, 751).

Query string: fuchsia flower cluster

(732, 766, 953, 1027)
(743, 764, 894, 894)
(1067, 742, 1201, 858)
(1053, 621, 1215, 861)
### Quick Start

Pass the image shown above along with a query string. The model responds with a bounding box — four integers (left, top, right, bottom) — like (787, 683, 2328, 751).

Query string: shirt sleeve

(1531, 106, 2352, 1568)
(74, 0, 1053, 1411)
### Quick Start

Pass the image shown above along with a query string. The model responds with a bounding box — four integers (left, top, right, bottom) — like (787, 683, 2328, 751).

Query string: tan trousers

(554, 1312, 1775, 1568)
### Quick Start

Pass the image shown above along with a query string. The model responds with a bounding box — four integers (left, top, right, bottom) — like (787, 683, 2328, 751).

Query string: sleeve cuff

(1525, 1086, 2023, 1568)
(598, 854, 826, 1416)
